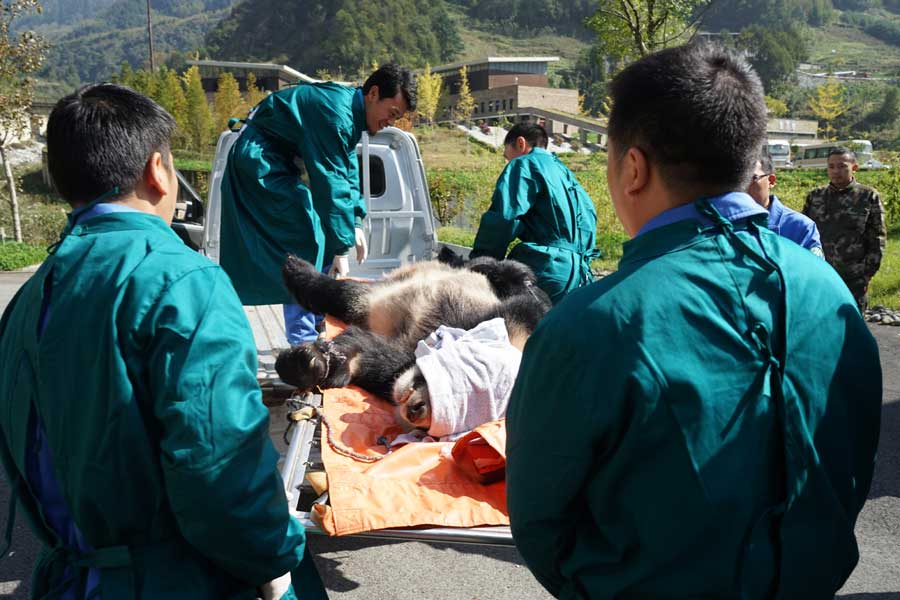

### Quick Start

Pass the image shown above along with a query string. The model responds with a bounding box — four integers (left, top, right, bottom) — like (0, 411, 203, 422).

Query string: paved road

(0, 270, 897, 599)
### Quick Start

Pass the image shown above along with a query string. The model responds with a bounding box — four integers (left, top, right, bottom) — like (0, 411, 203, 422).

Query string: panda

(274, 250, 552, 432)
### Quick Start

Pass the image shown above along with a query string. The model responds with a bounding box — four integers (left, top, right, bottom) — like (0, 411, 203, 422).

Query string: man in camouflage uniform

(803, 147, 887, 312)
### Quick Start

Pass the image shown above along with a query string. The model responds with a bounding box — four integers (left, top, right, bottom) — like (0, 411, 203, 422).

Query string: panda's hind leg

(281, 255, 370, 325)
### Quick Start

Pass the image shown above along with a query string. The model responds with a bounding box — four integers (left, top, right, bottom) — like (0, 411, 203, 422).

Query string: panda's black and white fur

(274, 251, 551, 431)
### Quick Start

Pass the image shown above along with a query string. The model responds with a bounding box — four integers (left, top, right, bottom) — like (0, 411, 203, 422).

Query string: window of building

(509, 98, 515, 110)
(502, 99, 507, 110)
(356, 155, 386, 197)
(481, 102, 485, 113)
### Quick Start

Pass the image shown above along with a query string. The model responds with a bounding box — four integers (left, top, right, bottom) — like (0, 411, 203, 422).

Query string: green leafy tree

(245, 71, 268, 108)
(115, 61, 135, 87)
(183, 65, 213, 150)
(129, 67, 159, 98)
(586, 0, 711, 59)
(808, 79, 848, 140)
(416, 64, 442, 126)
(870, 87, 900, 127)
(454, 65, 474, 124)
(213, 71, 247, 136)
(0, 0, 47, 242)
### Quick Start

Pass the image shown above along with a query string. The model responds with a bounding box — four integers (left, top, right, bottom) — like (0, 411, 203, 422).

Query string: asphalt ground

(0, 269, 897, 599)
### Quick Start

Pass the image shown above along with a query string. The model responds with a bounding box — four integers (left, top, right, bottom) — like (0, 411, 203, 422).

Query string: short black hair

(47, 84, 176, 206)
(608, 43, 767, 193)
(828, 146, 857, 162)
(363, 63, 417, 113)
(758, 147, 774, 174)
(504, 123, 548, 149)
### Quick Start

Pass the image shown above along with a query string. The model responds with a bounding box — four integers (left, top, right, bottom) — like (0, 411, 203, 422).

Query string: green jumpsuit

(0, 211, 320, 598)
(220, 83, 367, 305)
(471, 148, 598, 304)
(506, 194, 881, 599)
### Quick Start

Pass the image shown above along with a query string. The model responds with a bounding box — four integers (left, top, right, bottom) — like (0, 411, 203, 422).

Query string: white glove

(354, 227, 368, 263)
(329, 254, 350, 278)
(258, 572, 291, 600)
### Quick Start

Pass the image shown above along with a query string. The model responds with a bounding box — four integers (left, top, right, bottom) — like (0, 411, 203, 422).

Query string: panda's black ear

(437, 246, 465, 267)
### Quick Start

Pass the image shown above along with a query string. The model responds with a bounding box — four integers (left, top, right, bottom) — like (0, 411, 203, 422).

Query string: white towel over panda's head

(414, 318, 522, 441)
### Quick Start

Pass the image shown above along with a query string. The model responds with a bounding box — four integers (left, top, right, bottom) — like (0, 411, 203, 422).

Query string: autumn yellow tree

(416, 64, 443, 126)
(455, 65, 475, 124)
(156, 66, 188, 148)
(213, 72, 247, 136)
(245, 71, 268, 108)
(808, 79, 848, 140)
(183, 66, 213, 150)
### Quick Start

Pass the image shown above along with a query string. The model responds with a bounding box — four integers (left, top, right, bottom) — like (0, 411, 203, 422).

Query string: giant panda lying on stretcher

(274, 250, 552, 437)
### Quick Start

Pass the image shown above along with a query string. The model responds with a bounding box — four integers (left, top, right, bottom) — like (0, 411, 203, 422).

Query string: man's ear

(516, 136, 530, 155)
(769, 174, 777, 188)
(365, 85, 380, 102)
(622, 146, 651, 197)
(145, 152, 169, 197)
(852, 163, 859, 173)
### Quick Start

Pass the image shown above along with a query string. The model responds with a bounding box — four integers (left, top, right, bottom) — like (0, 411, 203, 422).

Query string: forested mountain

(203, 0, 462, 77)
(445, 0, 597, 37)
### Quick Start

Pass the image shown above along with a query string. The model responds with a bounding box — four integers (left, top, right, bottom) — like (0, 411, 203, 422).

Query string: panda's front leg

(274, 338, 352, 392)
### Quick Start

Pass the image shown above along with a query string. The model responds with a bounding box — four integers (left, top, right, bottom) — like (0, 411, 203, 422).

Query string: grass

(0, 241, 47, 271)
(806, 23, 900, 76)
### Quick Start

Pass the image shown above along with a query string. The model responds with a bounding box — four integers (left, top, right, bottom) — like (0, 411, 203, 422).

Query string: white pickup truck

(171, 126, 446, 390)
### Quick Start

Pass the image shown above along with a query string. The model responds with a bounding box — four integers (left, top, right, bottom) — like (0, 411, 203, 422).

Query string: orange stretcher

(279, 321, 514, 547)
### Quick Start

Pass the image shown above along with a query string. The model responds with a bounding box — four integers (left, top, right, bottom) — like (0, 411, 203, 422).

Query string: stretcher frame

(279, 393, 515, 547)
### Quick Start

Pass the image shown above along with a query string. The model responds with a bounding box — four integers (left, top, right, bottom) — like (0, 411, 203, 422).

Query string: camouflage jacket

(802, 180, 886, 281)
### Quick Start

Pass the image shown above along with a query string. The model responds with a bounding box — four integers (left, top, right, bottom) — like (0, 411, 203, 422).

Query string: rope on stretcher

(286, 401, 388, 463)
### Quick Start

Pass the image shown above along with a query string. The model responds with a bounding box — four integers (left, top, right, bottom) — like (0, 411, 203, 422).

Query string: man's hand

(329, 254, 350, 278)
(355, 227, 368, 263)
(258, 572, 291, 600)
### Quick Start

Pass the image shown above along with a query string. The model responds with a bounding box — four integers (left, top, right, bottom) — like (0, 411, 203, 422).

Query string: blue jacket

(768, 195, 823, 253)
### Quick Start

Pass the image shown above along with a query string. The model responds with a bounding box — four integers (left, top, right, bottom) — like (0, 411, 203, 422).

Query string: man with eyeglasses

(747, 149, 824, 257)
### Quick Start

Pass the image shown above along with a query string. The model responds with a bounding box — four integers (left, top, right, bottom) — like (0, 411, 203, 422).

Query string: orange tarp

(311, 320, 510, 536)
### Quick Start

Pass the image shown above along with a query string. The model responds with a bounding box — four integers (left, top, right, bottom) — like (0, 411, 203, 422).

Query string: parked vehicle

(792, 139, 886, 169)
(766, 138, 792, 168)
(172, 126, 439, 278)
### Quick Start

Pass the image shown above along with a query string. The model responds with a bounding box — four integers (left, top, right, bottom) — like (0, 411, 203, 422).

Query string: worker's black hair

(504, 123, 549, 149)
(828, 146, 857, 163)
(363, 63, 417, 113)
(47, 83, 176, 206)
(608, 43, 767, 192)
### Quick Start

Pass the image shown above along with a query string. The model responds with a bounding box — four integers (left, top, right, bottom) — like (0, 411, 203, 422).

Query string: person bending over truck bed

(219, 63, 416, 345)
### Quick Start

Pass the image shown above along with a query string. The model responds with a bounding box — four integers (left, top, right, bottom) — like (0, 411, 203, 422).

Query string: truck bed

(244, 304, 294, 399)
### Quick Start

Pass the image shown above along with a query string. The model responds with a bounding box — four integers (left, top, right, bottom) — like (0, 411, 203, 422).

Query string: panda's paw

(391, 365, 432, 432)
(275, 342, 329, 392)
(281, 255, 324, 306)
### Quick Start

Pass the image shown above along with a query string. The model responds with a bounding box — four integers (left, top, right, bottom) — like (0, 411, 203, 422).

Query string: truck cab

(171, 126, 439, 388)
(174, 126, 438, 276)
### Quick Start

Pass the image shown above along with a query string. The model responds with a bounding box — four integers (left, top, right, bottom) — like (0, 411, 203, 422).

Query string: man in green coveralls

(0, 85, 325, 599)
(220, 64, 416, 344)
(506, 44, 882, 599)
(471, 123, 598, 304)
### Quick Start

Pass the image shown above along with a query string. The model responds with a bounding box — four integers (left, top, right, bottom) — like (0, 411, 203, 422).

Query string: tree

(115, 61, 135, 87)
(586, 0, 711, 59)
(156, 66, 189, 149)
(183, 65, 213, 150)
(213, 72, 247, 135)
(0, 0, 46, 243)
(808, 79, 848, 140)
(416, 64, 442, 126)
(245, 71, 268, 108)
(454, 65, 474, 123)
(765, 95, 789, 117)
(869, 87, 900, 127)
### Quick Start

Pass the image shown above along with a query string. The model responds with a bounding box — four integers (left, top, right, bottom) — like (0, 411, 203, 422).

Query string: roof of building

(430, 56, 560, 74)
(187, 60, 320, 84)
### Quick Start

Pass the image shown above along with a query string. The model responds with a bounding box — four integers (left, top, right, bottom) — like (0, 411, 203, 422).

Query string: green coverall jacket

(0, 212, 315, 598)
(220, 83, 367, 305)
(471, 147, 598, 304)
(507, 196, 881, 599)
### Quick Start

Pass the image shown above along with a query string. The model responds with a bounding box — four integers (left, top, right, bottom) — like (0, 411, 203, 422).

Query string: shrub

(0, 242, 46, 271)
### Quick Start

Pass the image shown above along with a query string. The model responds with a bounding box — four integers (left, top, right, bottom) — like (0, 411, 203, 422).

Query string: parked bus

(792, 139, 880, 168)
(766, 139, 792, 168)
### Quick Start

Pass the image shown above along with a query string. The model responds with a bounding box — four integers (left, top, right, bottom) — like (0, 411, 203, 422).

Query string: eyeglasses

(751, 173, 772, 183)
